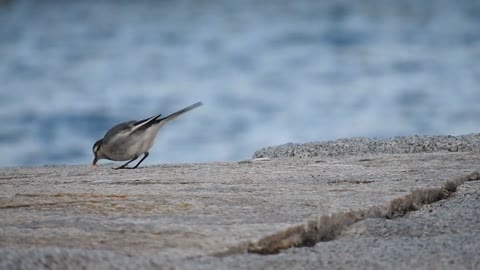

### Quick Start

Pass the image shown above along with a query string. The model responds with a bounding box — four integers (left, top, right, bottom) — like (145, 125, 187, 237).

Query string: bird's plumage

(92, 101, 203, 169)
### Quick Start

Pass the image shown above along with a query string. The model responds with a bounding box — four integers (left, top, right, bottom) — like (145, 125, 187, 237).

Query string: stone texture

(253, 133, 480, 159)
(187, 180, 480, 270)
(0, 136, 479, 269)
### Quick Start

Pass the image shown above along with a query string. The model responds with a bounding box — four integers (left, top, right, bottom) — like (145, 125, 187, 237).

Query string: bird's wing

(130, 114, 162, 133)
(102, 121, 137, 142)
(101, 102, 202, 144)
(101, 113, 158, 141)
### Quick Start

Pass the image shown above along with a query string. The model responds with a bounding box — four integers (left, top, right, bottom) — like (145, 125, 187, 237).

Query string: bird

(92, 101, 203, 169)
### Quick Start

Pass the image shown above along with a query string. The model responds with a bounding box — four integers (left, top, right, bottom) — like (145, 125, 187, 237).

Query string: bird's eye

(93, 145, 98, 153)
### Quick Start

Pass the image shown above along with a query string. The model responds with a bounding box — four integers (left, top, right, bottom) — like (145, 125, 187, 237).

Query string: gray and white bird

(92, 101, 203, 169)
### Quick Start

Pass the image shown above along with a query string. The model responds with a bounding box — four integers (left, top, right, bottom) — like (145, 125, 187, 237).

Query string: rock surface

(1, 135, 479, 269)
(183, 178, 480, 270)
(253, 133, 480, 159)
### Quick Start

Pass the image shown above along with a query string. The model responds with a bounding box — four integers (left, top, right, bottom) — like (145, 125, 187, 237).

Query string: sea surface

(0, 0, 479, 167)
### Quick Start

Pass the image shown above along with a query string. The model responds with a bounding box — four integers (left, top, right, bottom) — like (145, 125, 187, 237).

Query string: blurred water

(0, 0, 479, 167)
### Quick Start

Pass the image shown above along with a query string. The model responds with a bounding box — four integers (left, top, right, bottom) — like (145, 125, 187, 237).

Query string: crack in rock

(247, 171, 480, 255)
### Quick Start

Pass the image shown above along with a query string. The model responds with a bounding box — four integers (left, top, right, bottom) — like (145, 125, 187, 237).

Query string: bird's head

(92, 139, 105, 166)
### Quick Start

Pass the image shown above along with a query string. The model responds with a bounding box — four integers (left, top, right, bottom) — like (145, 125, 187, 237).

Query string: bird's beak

(92, 157, 98, 166)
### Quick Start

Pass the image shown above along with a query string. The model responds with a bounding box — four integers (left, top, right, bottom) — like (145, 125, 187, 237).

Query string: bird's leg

(133, 152, 149, 169)
(114, 156, 139, 170)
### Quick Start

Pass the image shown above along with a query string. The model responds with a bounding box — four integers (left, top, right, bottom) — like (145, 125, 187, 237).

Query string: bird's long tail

(158, 101, 203, 124)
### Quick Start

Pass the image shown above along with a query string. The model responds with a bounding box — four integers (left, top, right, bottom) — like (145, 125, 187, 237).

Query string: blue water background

(0, 0, 479, 167)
